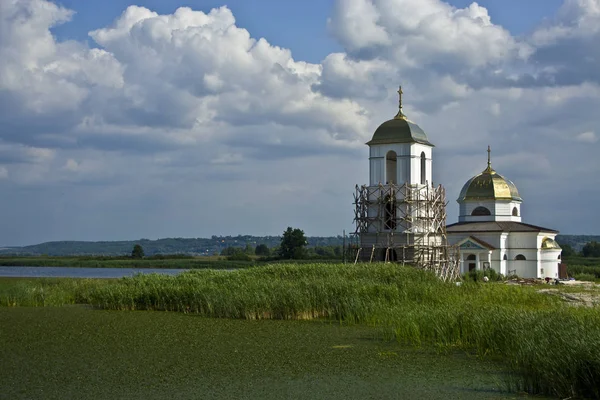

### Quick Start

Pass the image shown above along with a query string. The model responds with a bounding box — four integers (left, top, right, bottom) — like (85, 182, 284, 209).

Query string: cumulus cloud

(0, 1, 370, 159)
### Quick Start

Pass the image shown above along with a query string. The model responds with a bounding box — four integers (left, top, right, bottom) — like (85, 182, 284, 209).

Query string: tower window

(512, 207, 519, 217)
(515, 254, 526, 261)
(420, 152, 426, 185)
(472, 206, 491, 216)
(386, 151, 397, 184)
(503, 254, 508, 261)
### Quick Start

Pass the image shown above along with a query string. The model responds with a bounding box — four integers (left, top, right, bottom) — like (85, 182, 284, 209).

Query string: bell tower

(353, 87, 458, 280)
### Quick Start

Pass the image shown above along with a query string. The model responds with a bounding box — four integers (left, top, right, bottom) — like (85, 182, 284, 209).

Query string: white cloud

(576, 131, 598, 143)
(329, 0, 528, 67)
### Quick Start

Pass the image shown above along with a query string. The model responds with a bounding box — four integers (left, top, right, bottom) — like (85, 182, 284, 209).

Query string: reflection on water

(0, 266, 188, 278)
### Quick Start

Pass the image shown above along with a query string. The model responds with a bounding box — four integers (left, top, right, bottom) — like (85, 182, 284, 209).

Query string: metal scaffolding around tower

(353, 182, 460, 281)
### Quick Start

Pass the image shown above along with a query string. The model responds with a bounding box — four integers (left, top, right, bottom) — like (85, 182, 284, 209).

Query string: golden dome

(367, 86, 433, 146)
(541, 237, 561, 250)
(458, 147, 522, 202)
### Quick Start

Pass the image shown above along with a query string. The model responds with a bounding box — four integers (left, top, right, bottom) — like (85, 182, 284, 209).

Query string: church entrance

(466, 254, 476, 272)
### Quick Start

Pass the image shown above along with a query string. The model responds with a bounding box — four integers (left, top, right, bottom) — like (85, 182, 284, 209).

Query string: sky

(1, 0, 599, 246)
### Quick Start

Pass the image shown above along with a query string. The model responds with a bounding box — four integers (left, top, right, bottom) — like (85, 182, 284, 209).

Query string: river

(0, 266, 189, 278)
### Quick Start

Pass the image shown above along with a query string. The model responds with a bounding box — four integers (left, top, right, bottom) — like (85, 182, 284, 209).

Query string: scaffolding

(353, 182, 460, 281)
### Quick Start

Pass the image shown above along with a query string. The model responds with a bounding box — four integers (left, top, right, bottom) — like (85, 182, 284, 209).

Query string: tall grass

(2, 263, 600, 398)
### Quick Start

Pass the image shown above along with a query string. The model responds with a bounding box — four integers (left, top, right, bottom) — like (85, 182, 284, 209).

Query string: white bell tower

(353, 86, 454, 276)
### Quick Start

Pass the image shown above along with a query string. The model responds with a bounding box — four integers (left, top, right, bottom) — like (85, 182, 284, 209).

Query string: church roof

(367, 87, 433, 147)
(447, 221, 559, 234)
(457, 147, 521, 202)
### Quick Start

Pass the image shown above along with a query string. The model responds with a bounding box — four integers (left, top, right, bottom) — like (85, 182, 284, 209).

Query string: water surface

(0, 266, 188, 278)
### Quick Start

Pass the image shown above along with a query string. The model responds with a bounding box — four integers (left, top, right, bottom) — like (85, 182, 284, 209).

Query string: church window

(503, 254, 507, 261)
(558, 254, 561, 260)
(466, 254, 476, 261)
(512, 207, 519, 217)
(472, 206, 491, 216)
(386, 151, 397, 184)
(420, 152, 426, 185)
(515, 254, 526, 260)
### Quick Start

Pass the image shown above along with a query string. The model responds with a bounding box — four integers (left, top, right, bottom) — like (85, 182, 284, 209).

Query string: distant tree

(255, 244, 270, 256)
(227, 252, 252, 261)
(279, 227, 308, 259)
(582, 241, 600, 258)
(244, 244, 254, 255)
(558, 243, 576, 258)
(131, 244, 145, 259)
(220, 247, 237, 256)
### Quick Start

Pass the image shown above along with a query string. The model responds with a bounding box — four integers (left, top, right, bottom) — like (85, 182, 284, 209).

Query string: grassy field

(2, 263, 600, 398)
(0, 307, 526, 400)
(566, 256, 600, 280)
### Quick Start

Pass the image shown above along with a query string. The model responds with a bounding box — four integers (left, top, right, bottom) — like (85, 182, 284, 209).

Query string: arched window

(420, 152, 426, 185)
(558, 254, 561, 260)
(515, 254, 526, 260)
(386, 151, 397, 184)
(512, 207, 519, 217)
(503, 254, 508, 261)
(472, 206, 491, 216)
(466, 254, 476, 261)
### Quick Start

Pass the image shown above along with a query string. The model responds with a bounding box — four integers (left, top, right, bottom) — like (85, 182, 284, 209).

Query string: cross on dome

(394, 85, 407, 120)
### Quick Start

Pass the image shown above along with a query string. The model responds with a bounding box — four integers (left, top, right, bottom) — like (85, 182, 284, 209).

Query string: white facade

(369, 143, 433, 186)
(458, 200, 522, 223)
(450, 233, 562, 279)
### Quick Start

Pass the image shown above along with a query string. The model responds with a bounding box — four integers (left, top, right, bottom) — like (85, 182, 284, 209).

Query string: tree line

(557, 241, 600, 258)
(219, 227, 344, 261)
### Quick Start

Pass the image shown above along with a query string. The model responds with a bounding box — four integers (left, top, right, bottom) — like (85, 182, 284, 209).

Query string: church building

(353, 86, 562, 280)
(446, 147, 563, 279)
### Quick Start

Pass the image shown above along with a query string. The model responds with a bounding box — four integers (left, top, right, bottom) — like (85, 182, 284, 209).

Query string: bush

(466, 268, 502, 282)
(573, 273, 596, 282)
(227, 252, 252, 261)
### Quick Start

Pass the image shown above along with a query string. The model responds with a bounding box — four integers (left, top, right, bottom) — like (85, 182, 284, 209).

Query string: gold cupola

(457, 147, 522, 202)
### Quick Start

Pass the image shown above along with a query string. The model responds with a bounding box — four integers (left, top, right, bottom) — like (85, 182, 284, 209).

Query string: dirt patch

(538, 288, 600, 307)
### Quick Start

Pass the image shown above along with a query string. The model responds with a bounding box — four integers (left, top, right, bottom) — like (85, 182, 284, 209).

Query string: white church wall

(540, 249, 561, 279)
(409, 144, 432, 185)
(369, 143, 416, 185)
(493, 201, 522, 222)
(459, 201, 521, 222)
(459, 201, 496, 222)
(511, 260, 537, 278)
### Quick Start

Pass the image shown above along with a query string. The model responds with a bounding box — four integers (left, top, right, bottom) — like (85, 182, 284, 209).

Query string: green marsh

(2, 263, 599, 398)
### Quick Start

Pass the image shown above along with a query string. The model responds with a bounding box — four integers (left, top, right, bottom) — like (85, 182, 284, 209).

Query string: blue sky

(1, 0, 599, 245)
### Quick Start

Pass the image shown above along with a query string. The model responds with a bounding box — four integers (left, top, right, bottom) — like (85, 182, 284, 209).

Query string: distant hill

(556, 235, 600, 252)
(0, 235, 347, 256)
(1, 234, 596, 257)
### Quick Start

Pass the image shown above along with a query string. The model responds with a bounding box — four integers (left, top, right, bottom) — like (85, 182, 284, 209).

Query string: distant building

(447, 147, 562, 279)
